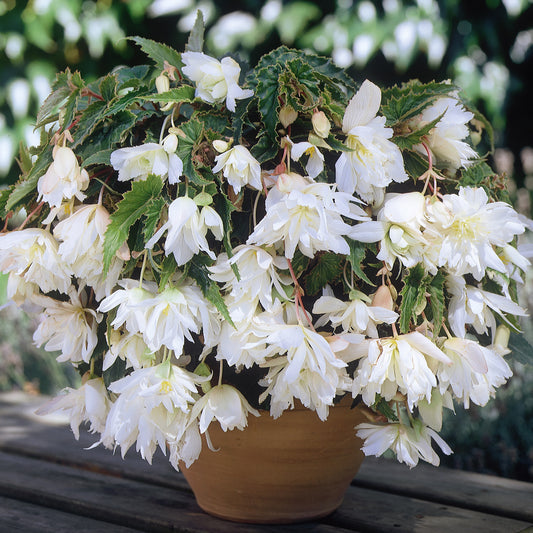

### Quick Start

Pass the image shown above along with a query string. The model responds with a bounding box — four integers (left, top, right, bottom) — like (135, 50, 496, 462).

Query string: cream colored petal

(342, 79, 382, 133)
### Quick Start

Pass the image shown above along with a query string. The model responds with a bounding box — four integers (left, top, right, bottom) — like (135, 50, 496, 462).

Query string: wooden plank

(331, 486, 532, 533)
(0, 495, 139, 532)
(355, 457, 533, 523)
(0, 452, 358, 533)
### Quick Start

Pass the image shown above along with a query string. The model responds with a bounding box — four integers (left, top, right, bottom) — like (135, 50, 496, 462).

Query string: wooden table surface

(1, 391, 532, 533)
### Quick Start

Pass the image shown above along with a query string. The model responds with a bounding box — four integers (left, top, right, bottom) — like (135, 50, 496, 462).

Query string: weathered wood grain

(0, 495, 139, 532)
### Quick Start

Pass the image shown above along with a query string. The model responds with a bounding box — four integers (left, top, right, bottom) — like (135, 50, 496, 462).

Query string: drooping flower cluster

(1, 37, 530, 474)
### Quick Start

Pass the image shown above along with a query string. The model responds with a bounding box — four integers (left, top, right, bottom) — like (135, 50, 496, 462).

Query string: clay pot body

(181, 398, 366, 524)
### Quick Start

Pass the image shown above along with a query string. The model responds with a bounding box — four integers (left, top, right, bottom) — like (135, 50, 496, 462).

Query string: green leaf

(382, 81, 456, 125)
(142, 196, 166, 242)
(80, 149, 114, 168)
(71, 99, 107, 148)
(141, 85, 196, 104)
(508, 331, 533, 365)
(176, 118, 211, 185)
(130, 36, 183, 70)
(303, 253, 343, 296)
(188, 255, 234, 327)
(99, 74, 117, 102)
(158, 254, 178, 290)
(213, 189, 236, 259)
(393, 114, 443, 151)
(185, 10, 204, 53)
(6, 145, 53, 213)
(103, 175, 164, 274)
(255, 65, 282, 140)
(373, 395, 399, 422)
(427, 271, 445, 337)
(346, 238, 375, 286)
(36, 85, 70, 128)
(251, 133, 280, 163)
(104, 86, 153, 116)
(399, 264, 426, 334)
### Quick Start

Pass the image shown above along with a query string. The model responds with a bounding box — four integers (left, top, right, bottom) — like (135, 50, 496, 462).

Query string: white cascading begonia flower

(37, 145, 90, 208)
(349, 331, 452, 410)
(110, 134, 183, 183)
(181, 51, 253, 112)
(53, 204, 129, 301)
(335, 80, 408, 205)
(212, 144, 262, 194)
(356, 420, 452, 468)
(247, 173, 370, 259)
(103, 329, 155, 371)
(99, 362, 209, 469)
(313, 288, 398, 338)
(290, 138, 325, 179)
(257, 323, 350, 421)
(426, 187, 526, 281)
(189, 384, 260, 433)
(36, 378, 110, 439)
(146, 196, 224, 266)
(439, 337, 512, 408)
(412, 95, 477, 169)
(350, 191, 434, 271)
(98, 279, 158, 335)
(6, 273, 43, 313)
(446, 274, 527, 340)
(139, 281, 221, 355)
(208, 245, 290, 322)
(0, 228, 72, 294)
(33, 288, 102, 364)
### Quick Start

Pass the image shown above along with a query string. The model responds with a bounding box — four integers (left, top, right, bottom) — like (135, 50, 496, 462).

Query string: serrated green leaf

(393, 113, 443, 151)
(303, 253, 343, 296)
(17, 141, 34, 176)
(346, 238, 374, 286)
(0, 188, 11, 218)
(176, 118, 211, 185)
(213, 189, 236, 259)
(459, 161, 495, 188)
(99, 74, 117, 102)
(103, 175, 164, 274)
(142, 196, 166, 242)
(188, 255, 234, 327)
(186, 10, 204, 53)
(399, 264, 426, 334)
(36, 85, 70, 128)
(382, 81, 456, 125)
(251, 133, 280, 163)
(142, 85, 196, 104)
(81, 149, 114, 168)
(130, 36, 183, 70)
(290, 250, 310, 278)
(71, 99, 107, 148)
(103, 86, 153, 116)
(255, 66, 282, 140)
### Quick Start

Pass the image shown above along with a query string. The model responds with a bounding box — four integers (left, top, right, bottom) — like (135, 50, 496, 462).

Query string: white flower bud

(163, 133, 178, 153)
(279, 105, 298, 128)
(155, 73, 170, 94)
(371, 284, 394, 310)
(213, 139, 231, 153)
(312, 110, 331, 138)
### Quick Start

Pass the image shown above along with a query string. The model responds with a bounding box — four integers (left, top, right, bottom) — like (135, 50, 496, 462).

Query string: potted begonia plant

(0, 16, 530, 523)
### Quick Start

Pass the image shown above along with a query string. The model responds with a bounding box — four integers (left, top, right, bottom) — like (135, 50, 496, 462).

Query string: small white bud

(312, 111, 331, 138)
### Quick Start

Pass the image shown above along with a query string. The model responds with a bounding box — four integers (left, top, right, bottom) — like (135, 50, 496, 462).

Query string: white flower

(140, 281, 221, 355)
(350, 332, 451, 410)
(190, 384, 260, 433)
(103, 329, 155, 371)
(208, 245, 290, 321)
(446, 275, 527, 340)
(426, 187, 526, 280)
(36, 378, 110, 439)
(181, 52, 253, 112)
(356, 421, 452, 467)
(335, 80, 407, 204)
(54, 204, 128, 301)
(5, 273, 42, 313)
(33, 288, 102, 364)
(0, 228, 72, 294)
(100, 362, 208, 466)
(37, 146, 90, 208)
(351, 192, 432, 271)
(98, 279, 158, 335)
(439, 337, 512, 408)
(290, 140, 325, 179)
(412, 96, 477, 169)
(247, 175, 369, 259)
(146, 196, 223, 266)
(313, 290, 398, 338)
(110, 137, 183, 183)
(258, 323, 349, 420)
(212, 145, 262, 194)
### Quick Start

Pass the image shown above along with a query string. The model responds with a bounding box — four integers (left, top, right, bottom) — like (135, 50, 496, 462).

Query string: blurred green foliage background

(1, 0, 532, 480)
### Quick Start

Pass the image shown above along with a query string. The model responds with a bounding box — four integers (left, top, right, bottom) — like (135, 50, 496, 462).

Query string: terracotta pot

(181, 398, 366, 524)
